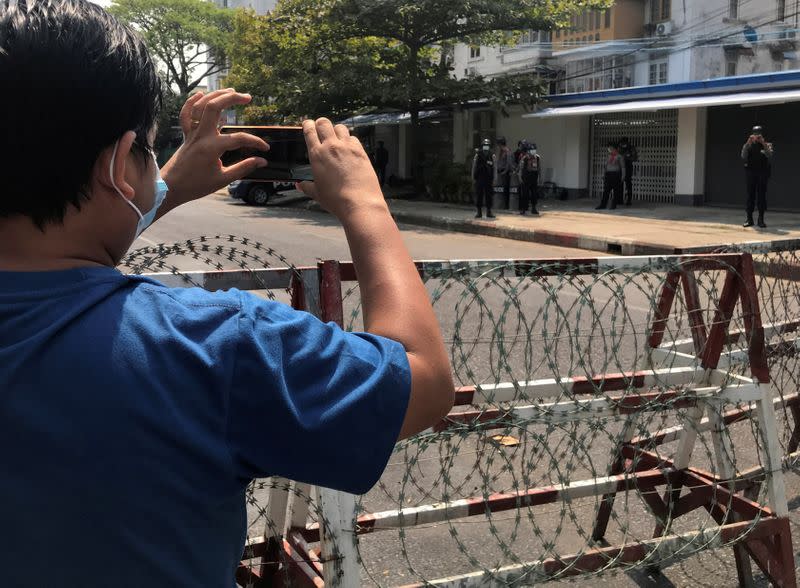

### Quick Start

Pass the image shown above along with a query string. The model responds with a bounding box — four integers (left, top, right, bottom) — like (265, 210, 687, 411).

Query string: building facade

(207, 0, 277, 94)
(439, 0, 800, 210)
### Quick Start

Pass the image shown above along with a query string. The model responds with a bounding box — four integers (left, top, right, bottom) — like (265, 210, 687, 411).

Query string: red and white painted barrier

(145, 252, 797, 588)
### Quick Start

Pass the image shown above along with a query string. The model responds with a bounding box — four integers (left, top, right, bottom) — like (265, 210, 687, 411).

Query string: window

(649, 60, 668, 85)
(729, 0, 738, 19)
(604, 9, 611, 28)
(651, 0, 671, 22)
(595, 10, 601, 29)
(778, 0, 786, 21)
(726, 60, 737, 76)
(595, 33, 601, 41)
(469, 46, 481, 59)
(559, 55, 633, 94)
(471, 110, 496, 149)
(556, 29, 561, 38)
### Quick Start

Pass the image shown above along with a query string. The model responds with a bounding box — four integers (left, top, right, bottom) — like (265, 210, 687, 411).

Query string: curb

(290, 200, 677, 255)
(392, 211, 678, 255)
(282, 199, 782, 257)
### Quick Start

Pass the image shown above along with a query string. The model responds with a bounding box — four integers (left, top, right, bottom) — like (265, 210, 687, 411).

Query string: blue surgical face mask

(109, 140, 169, 237)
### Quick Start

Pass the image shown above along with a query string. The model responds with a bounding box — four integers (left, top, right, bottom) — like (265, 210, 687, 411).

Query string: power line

(553, 6, 800, 88)
(551, 0, 777, 85)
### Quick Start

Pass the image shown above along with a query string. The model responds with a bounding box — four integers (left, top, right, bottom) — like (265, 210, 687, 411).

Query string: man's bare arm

(298, 119, 454, 439)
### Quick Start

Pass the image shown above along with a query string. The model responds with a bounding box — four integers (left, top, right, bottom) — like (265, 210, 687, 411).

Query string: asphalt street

(128, 193, 800, 588)
(133, 191, 595, 264)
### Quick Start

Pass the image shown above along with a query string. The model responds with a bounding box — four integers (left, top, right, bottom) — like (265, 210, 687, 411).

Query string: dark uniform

(518, 150, 541, 215)
(596, 145, 626, 210)
(495, 139, 514, 210)
(618, 138, 638, 205)
(374, 143, 389, 186)
(741, 127, 773, 228)
(472, 145, 495, 218)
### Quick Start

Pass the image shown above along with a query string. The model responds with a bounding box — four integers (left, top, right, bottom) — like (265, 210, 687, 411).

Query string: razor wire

(120, 240, 796, 587)
(713, 241, 800, 468)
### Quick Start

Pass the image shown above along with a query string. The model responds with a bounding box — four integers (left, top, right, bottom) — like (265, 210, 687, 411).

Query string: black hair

(0, 0, 162, 227)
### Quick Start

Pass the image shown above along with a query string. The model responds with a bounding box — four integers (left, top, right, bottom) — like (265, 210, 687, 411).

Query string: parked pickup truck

(227, 180, 295, 206)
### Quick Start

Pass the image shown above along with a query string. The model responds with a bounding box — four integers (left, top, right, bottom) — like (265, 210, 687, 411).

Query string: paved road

(129, 194, 800, 588)
(133, 192, 595, 264)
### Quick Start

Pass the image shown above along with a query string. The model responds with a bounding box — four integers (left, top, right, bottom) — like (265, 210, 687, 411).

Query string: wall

(453, 43, 546, 80)
(652, 0, 800, 85)
(705, 102, 800, 210)
(612, 0, 646, 39)
(675, 107, 707, 205)
(557, 0, 644, 47)
(493, 106, 591, 194)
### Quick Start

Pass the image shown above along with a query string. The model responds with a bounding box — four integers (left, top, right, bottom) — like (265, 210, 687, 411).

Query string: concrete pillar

(397, 124, 409, 179)
(562, 116, 591, 197)
(675, 107, 707, 206)
(452, 107, 468, 164)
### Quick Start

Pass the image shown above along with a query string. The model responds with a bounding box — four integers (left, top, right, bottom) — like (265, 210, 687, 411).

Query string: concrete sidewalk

(280, 193, 800, 254)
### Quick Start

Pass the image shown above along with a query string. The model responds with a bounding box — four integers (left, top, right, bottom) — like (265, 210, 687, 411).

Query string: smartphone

(220, 126, 313, 182)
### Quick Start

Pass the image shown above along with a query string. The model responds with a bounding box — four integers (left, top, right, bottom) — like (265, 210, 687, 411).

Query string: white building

(642, 0, 800, 85)
(207, 0, 277, 94)
(440, 0, 800, 210)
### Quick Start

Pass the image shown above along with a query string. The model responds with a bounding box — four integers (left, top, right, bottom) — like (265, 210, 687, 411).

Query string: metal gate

(590, 110, 678, 204)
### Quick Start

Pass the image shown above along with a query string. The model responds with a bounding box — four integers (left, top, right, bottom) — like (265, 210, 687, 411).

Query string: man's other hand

(160, 89, 269, 207)
(297, 118, 386, 221)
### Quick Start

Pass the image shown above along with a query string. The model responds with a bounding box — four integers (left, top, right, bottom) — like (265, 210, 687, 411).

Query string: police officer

(741, 125, 773, 228)
(618, 136, 638, 206)
(472, 139, 496, 219)
(518, 142, 541, 216)
(596, 141, 626, 210)
(495, 137, 515, 210)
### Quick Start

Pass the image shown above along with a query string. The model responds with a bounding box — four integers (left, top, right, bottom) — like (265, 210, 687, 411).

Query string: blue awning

(525, 88, 800, 118)
(546, 69, 800, 107)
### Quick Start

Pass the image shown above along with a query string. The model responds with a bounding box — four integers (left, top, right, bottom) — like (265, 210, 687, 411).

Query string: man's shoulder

(115, 277, 258, 332)
(119, 279, 307, 345)
(125, 276, 244, 313)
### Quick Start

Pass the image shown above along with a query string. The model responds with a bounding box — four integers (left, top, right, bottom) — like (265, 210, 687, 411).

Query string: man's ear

(95, 131, 137, 201)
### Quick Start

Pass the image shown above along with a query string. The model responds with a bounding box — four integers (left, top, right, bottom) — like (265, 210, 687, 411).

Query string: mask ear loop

(109, 140, 143, 222)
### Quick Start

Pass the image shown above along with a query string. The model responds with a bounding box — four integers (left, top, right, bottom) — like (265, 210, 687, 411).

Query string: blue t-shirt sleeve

(227, 293, 411, 495)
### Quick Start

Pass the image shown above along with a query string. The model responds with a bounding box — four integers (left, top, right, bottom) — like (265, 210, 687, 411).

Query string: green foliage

(227, 4, 401, 121)
(229, 0, 610, 120)
(110, 0, 233, 95)
(425, 162, 474, 203)
(227, 0, 611, 179)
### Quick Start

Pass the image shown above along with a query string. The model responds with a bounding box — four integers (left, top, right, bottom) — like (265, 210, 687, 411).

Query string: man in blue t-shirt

(0, 1, 455, 586)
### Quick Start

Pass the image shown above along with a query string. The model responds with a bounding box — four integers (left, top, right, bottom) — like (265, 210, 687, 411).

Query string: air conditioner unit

(655, 21, 673, 37)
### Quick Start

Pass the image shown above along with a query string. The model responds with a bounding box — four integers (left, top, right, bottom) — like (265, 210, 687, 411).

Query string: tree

(110, 0, 233, 96)
(228, 0, 612, 179)
(227, 5, 400, 124)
